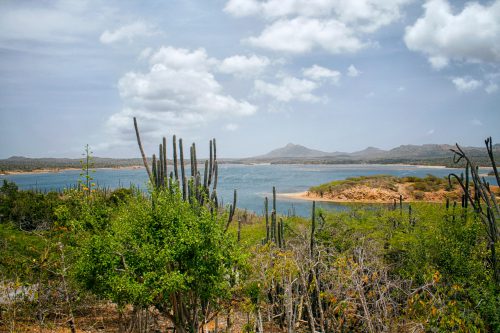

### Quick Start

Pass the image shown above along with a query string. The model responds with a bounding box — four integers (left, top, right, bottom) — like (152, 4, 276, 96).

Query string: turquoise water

(1, 164, 492, 217)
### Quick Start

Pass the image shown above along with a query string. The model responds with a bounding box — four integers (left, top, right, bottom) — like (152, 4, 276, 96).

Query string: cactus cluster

(264, 186, 285, 248)
(133, 117, 237, 226)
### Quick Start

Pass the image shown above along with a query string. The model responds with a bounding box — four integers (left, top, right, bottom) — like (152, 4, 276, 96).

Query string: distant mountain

(350, 146, 386, 159)
(247, 142, 500, 167)
(255, 143, 331, 159)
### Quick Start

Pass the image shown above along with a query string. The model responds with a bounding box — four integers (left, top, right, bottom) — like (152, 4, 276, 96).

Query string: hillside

(2, 143, 499, 173)
(246, 143, 500, 167)
(282, 175, 500, 203)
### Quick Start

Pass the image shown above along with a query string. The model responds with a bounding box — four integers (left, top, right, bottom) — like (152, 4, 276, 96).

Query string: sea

(0, 164, 494, 217)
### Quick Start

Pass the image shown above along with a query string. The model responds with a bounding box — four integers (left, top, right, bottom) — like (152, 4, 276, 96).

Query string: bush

(74, 187, 243, 332)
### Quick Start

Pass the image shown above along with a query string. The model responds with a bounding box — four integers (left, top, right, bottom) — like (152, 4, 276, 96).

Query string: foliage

(74, 186, 244, 332)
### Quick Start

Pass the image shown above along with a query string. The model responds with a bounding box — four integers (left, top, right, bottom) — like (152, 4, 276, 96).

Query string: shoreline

(279, 191, 444, 204)
(0, 165, 144, 176)
(0, 162, 468, 176)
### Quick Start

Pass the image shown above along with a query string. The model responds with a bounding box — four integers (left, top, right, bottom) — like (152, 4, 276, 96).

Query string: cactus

(192, 143, 198, 176)
(208, 140, 213, 187)
(272, 186, 277, 242)
(162, 137, 167, 185)
(133, 117, 152, 183)
(132, 118, 238, 235)
(179, 138, 186, 200)
(225, 189, 237, 232)
(203, 160, 208, 190)
(265, 197, 269, 242)
(281, 217, 285, 246)
(152, 154, 157, 187)
(190, 145, 195, 178)
(237, 218, 241, 242)
(277, 218, 282, 248)
(213, 162, 218, 191)
(173, 135, 179, 181)
(311, 201, 316, 257)
(159, 144, 163, 187)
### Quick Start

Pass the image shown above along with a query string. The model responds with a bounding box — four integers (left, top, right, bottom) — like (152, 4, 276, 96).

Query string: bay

(0, 164, 493, 217)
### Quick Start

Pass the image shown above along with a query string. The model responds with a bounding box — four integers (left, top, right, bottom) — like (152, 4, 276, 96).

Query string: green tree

(74, 186, 243, 333)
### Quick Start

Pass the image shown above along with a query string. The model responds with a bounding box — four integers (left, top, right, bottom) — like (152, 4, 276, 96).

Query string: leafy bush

(74, 187, 243, 332)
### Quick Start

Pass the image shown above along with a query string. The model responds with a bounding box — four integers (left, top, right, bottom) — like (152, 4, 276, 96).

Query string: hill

(246, 143, 500, 167)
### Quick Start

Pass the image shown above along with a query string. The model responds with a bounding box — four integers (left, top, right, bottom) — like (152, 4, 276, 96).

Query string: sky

(0, 0, 499, 158)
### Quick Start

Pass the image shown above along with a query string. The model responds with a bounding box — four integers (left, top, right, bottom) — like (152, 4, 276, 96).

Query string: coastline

(0, 165, 144, 176)
(279, 191, 403, 204)
(279, 191, 448, 204)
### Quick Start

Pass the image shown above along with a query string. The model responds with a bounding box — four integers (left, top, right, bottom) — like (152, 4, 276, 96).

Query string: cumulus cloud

(149, 46, 217, 70)
(254, 76, 320, 102)
(226, 0, 412, 54)
(347, 64, 361, 77)
(218, 54, 270, 76)
(107, 46, 257, 138)
(303, 65, 341, 83)
(405, 0, 500, 69)
(451, 77, 483, 92)
(100, 21, 157, 44)
(247, 17, 365, 54)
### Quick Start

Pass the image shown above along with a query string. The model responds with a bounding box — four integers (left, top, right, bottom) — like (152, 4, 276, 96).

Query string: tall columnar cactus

(132, 118, 237, 233)
(272, 186, 277, 242)
(152, 154, 157, 187)
(179, 139, 186, 200)
(159, 144, 164, 187)
(265, 197, 269, 242)
(162, 137, 167, 182)
(173, 135, 179, 181)
(311, 201, 316, 257)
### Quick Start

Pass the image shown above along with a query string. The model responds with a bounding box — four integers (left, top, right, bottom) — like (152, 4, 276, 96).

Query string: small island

(282, 174, 499, 203)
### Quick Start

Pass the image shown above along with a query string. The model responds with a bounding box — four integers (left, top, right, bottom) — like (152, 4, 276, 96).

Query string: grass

(0, 223, 47, 280)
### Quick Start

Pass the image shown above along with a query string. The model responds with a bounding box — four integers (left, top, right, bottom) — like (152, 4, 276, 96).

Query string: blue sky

(0, 0, 498, 158)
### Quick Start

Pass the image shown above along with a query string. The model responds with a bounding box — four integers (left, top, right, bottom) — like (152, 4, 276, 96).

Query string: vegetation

(1, 134, 499, 332)
(306, 174, 487, 202)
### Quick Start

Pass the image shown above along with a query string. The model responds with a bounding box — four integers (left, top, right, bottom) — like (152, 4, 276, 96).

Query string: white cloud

(100, 21, 157, 44)
(0, 0, 109, 43)
(225, 123, 239, 131)
(247, 17, 365, 54)
(107, 46, 257, 138)
(398, 86, 405, 92)
(426, 129, 435, 135)
(405, 0, 500, 69)
(486, 82, 499, 94)
(451, 77, 483, 92)
(226, 0, 412, 54)
(224, 0, 261, 17)
(149, 46, 217, 71)
(303, 65, 341, 83)
(225, 0, 410, 31)
(218, 54, 270, 76)
(254, 76, 320, 102)
(347, 64, 361, 77)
